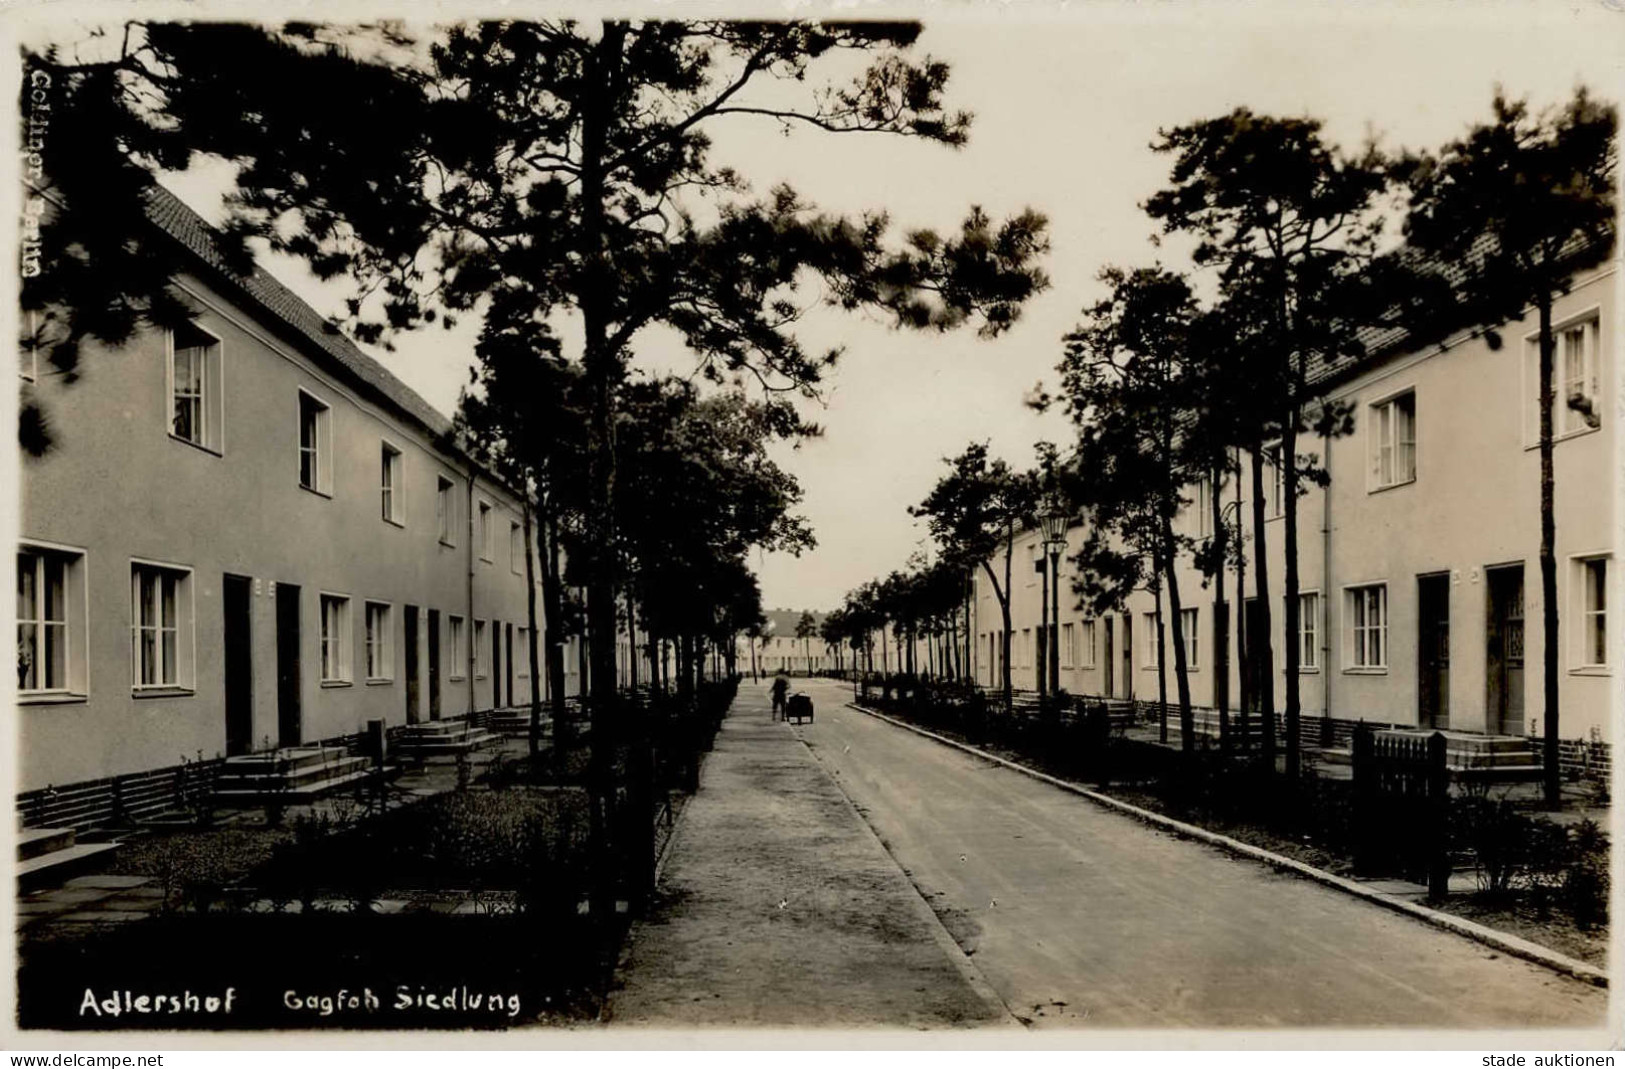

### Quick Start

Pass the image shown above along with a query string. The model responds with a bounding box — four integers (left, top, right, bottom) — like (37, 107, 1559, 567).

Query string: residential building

(16, 184, 567, 796)
(970, 263, 1615, 777)
(740, 609, 831, 676)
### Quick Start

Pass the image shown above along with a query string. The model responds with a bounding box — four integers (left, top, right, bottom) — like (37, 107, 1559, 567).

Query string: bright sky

(149, 3, 1622, 613)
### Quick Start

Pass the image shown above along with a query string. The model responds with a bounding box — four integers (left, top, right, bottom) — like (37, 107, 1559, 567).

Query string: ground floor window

(1345, 583, 1387, 670)
(1299, 592, 1320, 669)
(1060, 622, 1074, 669)
(320, 593, 352, 683)
(365, 601, 392, 681)
(449, 615, 466, 680)
(1574, 556, 1609, 669)
(1142, 612, 1159, 669)
(131, 562, 193, 690)
(18, 546, 84, 694)
(1180, 608, 1198, 669)
(1079, 619, 1096, 668)
(474, 620, 488, 679)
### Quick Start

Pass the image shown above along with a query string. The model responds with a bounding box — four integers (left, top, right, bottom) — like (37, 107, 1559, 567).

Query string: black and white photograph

(5, 0, 1620, 1050)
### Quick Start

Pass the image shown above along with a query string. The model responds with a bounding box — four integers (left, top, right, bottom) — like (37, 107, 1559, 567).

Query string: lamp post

(1033, 545, 1048, 699)
(1039, 510, 1069, 699)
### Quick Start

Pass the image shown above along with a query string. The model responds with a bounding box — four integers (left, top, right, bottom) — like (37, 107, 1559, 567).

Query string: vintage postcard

(3, 0, 1620, 1052)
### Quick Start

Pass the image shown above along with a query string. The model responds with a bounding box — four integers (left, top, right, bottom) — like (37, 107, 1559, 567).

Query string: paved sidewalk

(605, 681, 1007, 1029)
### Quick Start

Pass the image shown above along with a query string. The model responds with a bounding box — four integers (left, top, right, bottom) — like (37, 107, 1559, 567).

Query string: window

(18, 546, 85, 695)
(1345, 584, 1387, 670)
(169, 323, 223, 453)
(297, 391, 332, 494)
(131, 562, 193, 690)
(365, 602, 392, 681)
(478, 501, 493, 562)
(1061, 623, 1075, 669)
(510, 522, 524, 575)
(1265, 448, 1285, 518)
(1142, 612, 1160, 669)
(448, 615, 466, 680)
(1575, 556, 1609, 670)
(517, 628, 530, 677)
(1370, 391, 1417, 490)
(1195, 475, 1214, 537)
(1079, 619, 1097, 668)
(320, 594, 352, 683)
(380, 443, 404, 525)
(1528, 317, 1602, 442)
(1298, 592, 1320, 670)
(474, 620, 488, 678)
(437, 477, 457, 545)
(1021, 628, 1032, 670)
(1180, 608, 1198, 669)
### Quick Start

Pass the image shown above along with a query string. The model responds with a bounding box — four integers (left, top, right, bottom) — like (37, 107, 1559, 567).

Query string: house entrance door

(1486, 565, 1526, 736)
(274, 583, 301, 747)
(1103, 618, 1115, 698)
(1418, 573, 1451, 730)
(427, 609, 442, 720)
(404, 605, 420, 724)
(223, 574, 253, 756)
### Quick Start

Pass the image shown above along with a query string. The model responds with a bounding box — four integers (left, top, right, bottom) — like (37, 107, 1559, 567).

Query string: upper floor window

(18, 545, 86, 695)
(478, 501, 493, 562)
(1369, 391, 1416, 490)
(298, 390, 332, 494)
(437, 477, 457, 546)
(1194, 474, 1214, 537)
(1079, 619, 1097, 668)
(131, 561, 194, 691)
(170, 323, 223, 453)
(1527, 316, 1603, 444)
(510, 522, 524, 575)
(1345, 583, 1387, 671)
(320, 593, 352, 683)
(381, 443, 404, 525)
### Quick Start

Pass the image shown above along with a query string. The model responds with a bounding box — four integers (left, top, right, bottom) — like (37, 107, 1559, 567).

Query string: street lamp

(1039, 509, 1069, 698)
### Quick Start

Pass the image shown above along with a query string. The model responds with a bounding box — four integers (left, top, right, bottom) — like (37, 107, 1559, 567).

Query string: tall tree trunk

(1211, 464, 1230, 754)
(1537, 296, 1561, 806)
(541, 510, 570, 774)
(1250, 445, 1277, 769)
(522, 500, 543, 762)
(1282, 414, 1303, 781)
(1001, 525, 1015, 713)
(1154, 576, 1168, 745)
(1234, 455, 1249, 750)
(1162, 523, 1195, 754)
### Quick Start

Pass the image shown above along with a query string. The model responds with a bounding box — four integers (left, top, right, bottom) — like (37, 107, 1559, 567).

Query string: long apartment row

(17, 185, 571, 793)
(968, 263, 1615, 767)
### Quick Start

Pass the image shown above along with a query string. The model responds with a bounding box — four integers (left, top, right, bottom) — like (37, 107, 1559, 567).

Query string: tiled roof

(143, 182, 456, 441)
(760, 608, 827, 638)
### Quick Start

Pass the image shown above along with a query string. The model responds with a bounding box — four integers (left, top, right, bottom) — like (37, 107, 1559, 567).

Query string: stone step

(16, 840, 121, 891)
(214, 754, 371, 791)
(219, 747, 349, 773)
(213, 767, 388, 804)
(18, 825, 75, 861)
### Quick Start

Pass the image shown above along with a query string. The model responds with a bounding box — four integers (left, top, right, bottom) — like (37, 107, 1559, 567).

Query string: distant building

(17, 184, 570, 798)
(740, 609, 831, 676)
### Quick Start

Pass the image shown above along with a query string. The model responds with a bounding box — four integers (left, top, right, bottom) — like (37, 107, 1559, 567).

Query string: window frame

(296, 388, 333, 496)
(1079, 618, 1097, 669)
(474, 619, 489, 679)
(517, 627, 530, 678)
(319, 592, 353, 685)
(1342, 582, 1389, 674)
(167, 321, 225, 456)
(364, 600, 394, 683)
(1142, 612, 1160, 670)
(478, 501, 494, 563)
(510, 522, 524, 575)
(1525, 310, 1603, 446)
(1297, 590, 1322, 672)
(448, 615, 467, 681)
(1569, 553, 1610, 674)
(1060, 622, 1074, 669)
(129, 558, 195, 694)
(1179, 607, 1199, 670)
(380, 441, 405, 527)
(18, 541, 89, 700)
(1368, 387, 1417, 492)
(436, 476, 458, 547)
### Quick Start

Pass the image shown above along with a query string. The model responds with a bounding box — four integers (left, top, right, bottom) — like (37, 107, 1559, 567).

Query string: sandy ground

(799, 680, 1607, 1030)
(604, 680, 1009, 1029)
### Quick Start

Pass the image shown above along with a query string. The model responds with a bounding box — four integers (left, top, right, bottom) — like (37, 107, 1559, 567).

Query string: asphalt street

(793, 678, 1605, 1029)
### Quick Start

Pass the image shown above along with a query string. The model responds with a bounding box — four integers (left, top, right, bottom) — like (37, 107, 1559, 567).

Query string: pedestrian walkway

(606, 681, 1007, 1028)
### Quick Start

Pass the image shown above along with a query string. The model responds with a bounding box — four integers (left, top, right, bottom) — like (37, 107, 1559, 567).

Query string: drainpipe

(1321, 428, 1333, 729)
(467, 465, 477, 718)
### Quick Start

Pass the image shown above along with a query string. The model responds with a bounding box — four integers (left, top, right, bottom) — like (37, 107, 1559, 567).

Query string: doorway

(274, 583, 301, 747)
(1243, 598, 1269, 715)
(1486, 565, 1526, 736)
(492, 618, 503, 709)
(1121, 613, 1133, 700)
(1417, 573, 1451, 730)
(427, 608, 442, 720)
(1103, 617, 1115, 697)
(223, 574, 253, 756)
(404, 604, 420, 724)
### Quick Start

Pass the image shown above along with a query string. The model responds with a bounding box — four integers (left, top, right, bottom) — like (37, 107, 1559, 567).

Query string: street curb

(846, 701, 1609, 990)
(793, 723, 1027, 1030)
